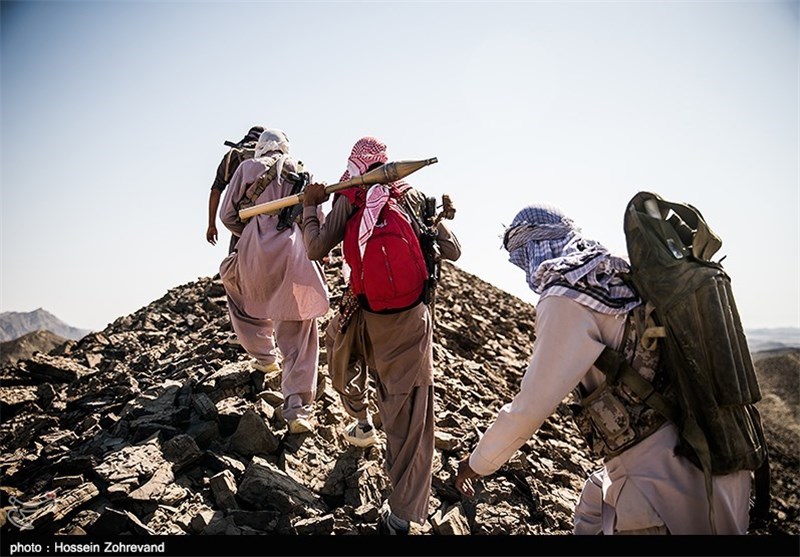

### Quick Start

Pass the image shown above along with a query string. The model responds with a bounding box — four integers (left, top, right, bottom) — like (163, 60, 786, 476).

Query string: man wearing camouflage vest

(455, 202, 751, 535)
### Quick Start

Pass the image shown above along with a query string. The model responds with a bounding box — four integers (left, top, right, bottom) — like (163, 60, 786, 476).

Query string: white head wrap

(255, 129, 290, 158)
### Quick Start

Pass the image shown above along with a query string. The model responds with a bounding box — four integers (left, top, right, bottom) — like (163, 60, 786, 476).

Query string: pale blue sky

(1, 0, 797, 331)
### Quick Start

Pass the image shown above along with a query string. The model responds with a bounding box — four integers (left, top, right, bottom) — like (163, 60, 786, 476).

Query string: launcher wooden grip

(238, 157, 438, 220)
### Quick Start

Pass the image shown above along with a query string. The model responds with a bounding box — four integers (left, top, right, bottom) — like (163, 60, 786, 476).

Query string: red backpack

(340, 184, 428, 312)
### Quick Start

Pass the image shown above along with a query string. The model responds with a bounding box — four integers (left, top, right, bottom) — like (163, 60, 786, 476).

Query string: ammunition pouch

(572, 306, 672, 460)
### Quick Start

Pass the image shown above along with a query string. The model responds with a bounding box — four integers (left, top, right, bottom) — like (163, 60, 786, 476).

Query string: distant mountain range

(0, 308, 92, 343)
(0, 307, 795, 356)
(746, 327, 800, 353)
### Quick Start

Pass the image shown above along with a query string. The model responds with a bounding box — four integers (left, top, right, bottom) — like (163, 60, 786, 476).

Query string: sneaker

(343, 421, 378, 448)
(378, 507, 409, 535)
(251, 360, 280, 373)
(288, 417, 314, 434)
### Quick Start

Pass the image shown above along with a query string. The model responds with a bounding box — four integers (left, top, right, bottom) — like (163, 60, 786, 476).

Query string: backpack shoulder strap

(236, 157, 282, 217)
(593, 345, 681, 425)
(223, 148, 238, 183)
(400, 189, 426, 232)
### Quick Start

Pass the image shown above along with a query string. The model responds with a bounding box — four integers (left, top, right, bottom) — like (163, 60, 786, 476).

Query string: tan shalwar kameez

(220, 155, 329, 421)
(468, 295, 752, 535)
(303, 191, 461, 525)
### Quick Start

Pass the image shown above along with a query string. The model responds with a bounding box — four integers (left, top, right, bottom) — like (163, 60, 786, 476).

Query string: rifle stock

(238, 158, 438, 221)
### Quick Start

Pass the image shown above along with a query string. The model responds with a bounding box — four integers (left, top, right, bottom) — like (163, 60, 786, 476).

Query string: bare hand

(455, 457, 481, 498)
(206, 224, 218, 245)
(303, 183, 329, 207)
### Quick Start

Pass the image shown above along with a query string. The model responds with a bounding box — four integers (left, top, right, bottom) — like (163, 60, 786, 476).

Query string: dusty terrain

(0, 254, 796, 555)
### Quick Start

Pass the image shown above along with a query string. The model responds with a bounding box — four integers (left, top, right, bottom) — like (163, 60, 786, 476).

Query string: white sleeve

(468, 296, 609, 476)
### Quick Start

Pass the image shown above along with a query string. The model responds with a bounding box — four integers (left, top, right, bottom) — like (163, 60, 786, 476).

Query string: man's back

(206, 125, 264, 250)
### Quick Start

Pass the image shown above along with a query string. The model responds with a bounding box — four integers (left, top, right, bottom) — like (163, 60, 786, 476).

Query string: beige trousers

(326, 303, 435, 524)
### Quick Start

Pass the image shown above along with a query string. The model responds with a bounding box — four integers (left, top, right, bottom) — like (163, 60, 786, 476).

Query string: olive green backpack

(593, 191, 770, 531)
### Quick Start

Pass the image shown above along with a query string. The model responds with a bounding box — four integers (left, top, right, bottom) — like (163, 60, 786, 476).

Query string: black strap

(401, 192, 440, 310)
(236, 159, 292, 220)
(750, 405, 772, 525)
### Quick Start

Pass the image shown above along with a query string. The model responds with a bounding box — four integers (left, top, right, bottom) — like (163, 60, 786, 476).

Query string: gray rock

(238, 456, 324, 513)
(162, 434, 201, 471)
(209, 470, 238, 509)
(228, 407, 279, 456)
(431, 503, 471, 535)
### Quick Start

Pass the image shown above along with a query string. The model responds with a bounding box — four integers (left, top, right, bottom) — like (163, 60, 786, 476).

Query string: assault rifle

(407, 194, 455, 324)
(277, 171, 310, 232)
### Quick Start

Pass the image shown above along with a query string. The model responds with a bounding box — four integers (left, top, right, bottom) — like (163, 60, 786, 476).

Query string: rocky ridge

(0, 252, 796, 541)
(0, 330, 69, 366)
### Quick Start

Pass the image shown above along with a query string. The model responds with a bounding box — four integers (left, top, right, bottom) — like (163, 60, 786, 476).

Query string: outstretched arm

(456, 297, 609, 495)
(207, 188, 222, 245)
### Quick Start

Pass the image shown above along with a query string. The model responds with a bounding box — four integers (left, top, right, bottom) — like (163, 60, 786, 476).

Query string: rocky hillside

(0, 309, 91, 343)
(0, 330, 68, 366)
(0, 252, 797, 549)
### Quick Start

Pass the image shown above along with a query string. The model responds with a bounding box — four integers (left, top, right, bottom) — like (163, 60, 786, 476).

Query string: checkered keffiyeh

(504, 203, 641, 315)
(339, 136, 389, 182)
(359, 184, 390, 258)
(340, 137, 409, 257)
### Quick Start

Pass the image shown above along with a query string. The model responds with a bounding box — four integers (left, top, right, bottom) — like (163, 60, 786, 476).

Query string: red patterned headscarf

(340, 136, 389, 181)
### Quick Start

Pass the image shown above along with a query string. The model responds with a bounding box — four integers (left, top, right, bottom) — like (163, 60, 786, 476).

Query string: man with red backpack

(302, 136, 461, 535)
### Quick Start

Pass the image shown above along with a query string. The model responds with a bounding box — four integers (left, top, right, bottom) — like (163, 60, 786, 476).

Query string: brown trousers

(326, 303, 435, 525)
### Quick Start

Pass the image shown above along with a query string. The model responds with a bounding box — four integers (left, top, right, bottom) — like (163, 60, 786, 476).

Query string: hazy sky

(1, 0, 797, 332)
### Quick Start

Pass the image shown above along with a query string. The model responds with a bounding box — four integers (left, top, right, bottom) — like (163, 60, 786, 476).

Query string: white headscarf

(254, 129, 290, 158)
(254, 128, 291, 185)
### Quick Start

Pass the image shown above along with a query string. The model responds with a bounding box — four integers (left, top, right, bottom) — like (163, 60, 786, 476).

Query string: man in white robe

(219, 129, 329, 434)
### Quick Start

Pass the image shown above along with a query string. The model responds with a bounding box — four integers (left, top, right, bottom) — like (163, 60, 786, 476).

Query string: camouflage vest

(571, 305, 674, 460)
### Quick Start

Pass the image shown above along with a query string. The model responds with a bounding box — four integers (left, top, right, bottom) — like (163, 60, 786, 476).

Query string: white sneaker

(343, 421, 378, 448)
(251, 360, 280, 373)
(288, 418, 314, 434)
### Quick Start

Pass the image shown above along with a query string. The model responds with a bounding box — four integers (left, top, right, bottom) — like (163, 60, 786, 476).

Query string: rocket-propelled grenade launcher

(238, 157, 439, 221)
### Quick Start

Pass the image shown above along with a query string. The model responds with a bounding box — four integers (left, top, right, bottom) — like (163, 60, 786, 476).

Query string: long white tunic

(219, 156, 329, 322)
